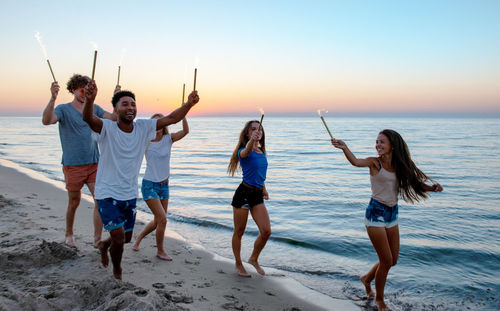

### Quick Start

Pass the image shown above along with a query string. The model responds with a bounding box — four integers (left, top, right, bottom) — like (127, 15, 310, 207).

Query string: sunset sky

(1, 0, 499, 116)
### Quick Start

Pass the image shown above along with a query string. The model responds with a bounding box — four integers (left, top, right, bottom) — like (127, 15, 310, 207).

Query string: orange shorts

(62, 163, 98, 192)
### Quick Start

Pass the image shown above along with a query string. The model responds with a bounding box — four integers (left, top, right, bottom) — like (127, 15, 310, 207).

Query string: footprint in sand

(152, 283, 165, 289)
(134, 289, 148, 297)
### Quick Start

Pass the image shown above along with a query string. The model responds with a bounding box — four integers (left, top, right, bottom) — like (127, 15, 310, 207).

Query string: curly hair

(66, 74, 90, 94)
(112, 90, 136, 107)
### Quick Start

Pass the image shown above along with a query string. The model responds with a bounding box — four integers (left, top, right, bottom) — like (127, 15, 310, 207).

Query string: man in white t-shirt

(82, 80, 199, 280)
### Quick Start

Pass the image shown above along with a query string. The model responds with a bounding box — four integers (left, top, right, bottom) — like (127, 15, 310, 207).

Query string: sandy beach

(0, 162, 357, 311)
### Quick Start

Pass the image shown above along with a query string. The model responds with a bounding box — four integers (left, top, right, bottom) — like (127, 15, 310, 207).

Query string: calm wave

(1, 116, 499, 311)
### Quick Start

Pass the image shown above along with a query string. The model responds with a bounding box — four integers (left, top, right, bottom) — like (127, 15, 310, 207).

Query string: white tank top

(370, 161, 398, 207)
(143, 134, 172, 182)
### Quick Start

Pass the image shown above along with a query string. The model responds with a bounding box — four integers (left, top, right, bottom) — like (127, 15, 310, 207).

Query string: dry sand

(0, 161, 358, 311)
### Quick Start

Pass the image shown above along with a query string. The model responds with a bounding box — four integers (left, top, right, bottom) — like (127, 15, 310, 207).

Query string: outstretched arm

(156, 91, 199, 130)
(82, 80, 103, 133)
(239, 131, 260, 159)
(331, 138, 377, 168)
(422, 182, 443, 192)
(42, 82, 60, 125)
(171, 117, 189, 142)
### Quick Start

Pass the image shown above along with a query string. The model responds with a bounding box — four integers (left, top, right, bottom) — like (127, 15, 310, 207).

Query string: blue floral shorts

(141, 179, 170, 201)
(364, 198, 398, 228)
(96, 198, 137, 232)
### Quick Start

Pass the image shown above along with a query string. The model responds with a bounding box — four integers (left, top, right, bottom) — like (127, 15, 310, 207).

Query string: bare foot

(113, 267, 122, 280)
(97, 241, 110, 268)
(65, 235, 76, 248)
(375, 299, 389, 311)
(248, 258, 265, 275)
(93, 236, 101, 249)
(132, 235, 140, 251)
(360, 275, 375, 299)
(156, 253, 173, 261)
(235, 263, 251, 277)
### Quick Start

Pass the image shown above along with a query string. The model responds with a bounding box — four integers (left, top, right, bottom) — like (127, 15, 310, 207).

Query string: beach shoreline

(0, 160, 357, 311)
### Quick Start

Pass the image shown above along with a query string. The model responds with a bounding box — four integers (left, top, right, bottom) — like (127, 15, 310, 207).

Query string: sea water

(1, 116, 499, 310)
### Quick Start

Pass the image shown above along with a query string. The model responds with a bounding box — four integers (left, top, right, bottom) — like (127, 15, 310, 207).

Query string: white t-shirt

(94, 118, 157, 200)
(143, 134, 173, 182)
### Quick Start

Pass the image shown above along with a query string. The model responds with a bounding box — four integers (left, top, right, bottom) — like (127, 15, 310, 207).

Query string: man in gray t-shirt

(42, 74, 117, 248)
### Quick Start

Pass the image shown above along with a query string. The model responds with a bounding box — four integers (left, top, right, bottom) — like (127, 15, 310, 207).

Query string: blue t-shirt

(54, 103, 105, 166)
(238, 148, 268, 188)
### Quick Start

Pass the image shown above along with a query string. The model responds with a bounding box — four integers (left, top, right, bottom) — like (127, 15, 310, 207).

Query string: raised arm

(42, 82, 60, 125)
(239, 131, 260, 159)
(156, 91, 199, 130)
(331, 138, 378, 168)
(171, 117, 189, 142)
(82, 80, 103, 133)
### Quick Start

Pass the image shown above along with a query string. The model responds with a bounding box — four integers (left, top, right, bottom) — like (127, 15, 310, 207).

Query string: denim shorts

(141, 179, 169, 201)
(364, 198, 398, 228)
(231, 183, 264, 209)
(96, 198, 137, 232)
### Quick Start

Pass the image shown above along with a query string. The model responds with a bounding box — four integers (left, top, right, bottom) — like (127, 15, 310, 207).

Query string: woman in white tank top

(132, 112, 189, 261)
(331, 129, 443, 311)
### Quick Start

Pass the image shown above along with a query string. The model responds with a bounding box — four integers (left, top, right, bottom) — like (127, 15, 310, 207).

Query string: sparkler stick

(317, 110, 334, 139)
(117, 66, 121, 85)
(258, 108, 264, 132)
(91, 50, 97, 80)
(193, 68, 197, 91)
(182, 83, 186, 104)
(47, 59, 56, 82)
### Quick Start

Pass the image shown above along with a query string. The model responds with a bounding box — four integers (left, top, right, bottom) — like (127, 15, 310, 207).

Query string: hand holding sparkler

(84, 80, 98, 104)
(50, 82, 60, 100)
(186, 90, 200, 106)
(114, 84, 121, 95)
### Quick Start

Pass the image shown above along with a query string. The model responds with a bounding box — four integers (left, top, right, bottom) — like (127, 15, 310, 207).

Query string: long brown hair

(151, 113, 169, 135)
(227, 120, 266, 176)
(381, 129, 431, 203)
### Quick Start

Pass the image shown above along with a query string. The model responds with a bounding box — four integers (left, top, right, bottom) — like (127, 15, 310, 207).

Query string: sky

(0, 0, 499, 117)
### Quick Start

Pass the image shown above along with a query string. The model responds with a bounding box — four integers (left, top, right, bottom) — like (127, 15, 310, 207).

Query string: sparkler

(34, 32, 56, 82)
(317, 109, 334, 139)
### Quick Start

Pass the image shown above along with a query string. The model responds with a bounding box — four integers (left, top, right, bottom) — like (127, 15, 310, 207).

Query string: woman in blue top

(228, 120, 270, 277)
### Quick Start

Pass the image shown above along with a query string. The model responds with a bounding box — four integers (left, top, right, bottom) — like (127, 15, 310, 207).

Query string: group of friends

(43, 74, 442, 311)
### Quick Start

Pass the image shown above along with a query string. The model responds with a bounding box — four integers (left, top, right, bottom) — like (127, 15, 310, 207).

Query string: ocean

(1, 116, 499, 310)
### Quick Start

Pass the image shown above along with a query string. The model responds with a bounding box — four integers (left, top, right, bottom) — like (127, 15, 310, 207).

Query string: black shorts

(231, 183, 264, 209)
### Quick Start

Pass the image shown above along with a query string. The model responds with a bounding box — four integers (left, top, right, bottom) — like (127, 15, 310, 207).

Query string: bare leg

(155, 199, 171, 260)
(65, 190, 81, 247)
(366, 226, 399, 311)
(248, 204, 271, 275)
(98, 237, 111, 268)
(86, 182, 103, 248)
(109, 227, 125, 280)
(360, 263, 377, 299)
(232, 207, 250, 277)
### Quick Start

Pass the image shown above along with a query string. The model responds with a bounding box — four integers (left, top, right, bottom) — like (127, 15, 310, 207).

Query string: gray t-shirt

(54, 103, 105, 166)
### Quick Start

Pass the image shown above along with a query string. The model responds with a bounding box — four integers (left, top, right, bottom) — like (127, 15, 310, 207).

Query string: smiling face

(375, 133, 392, 156)
(114, 96, 137, 123)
